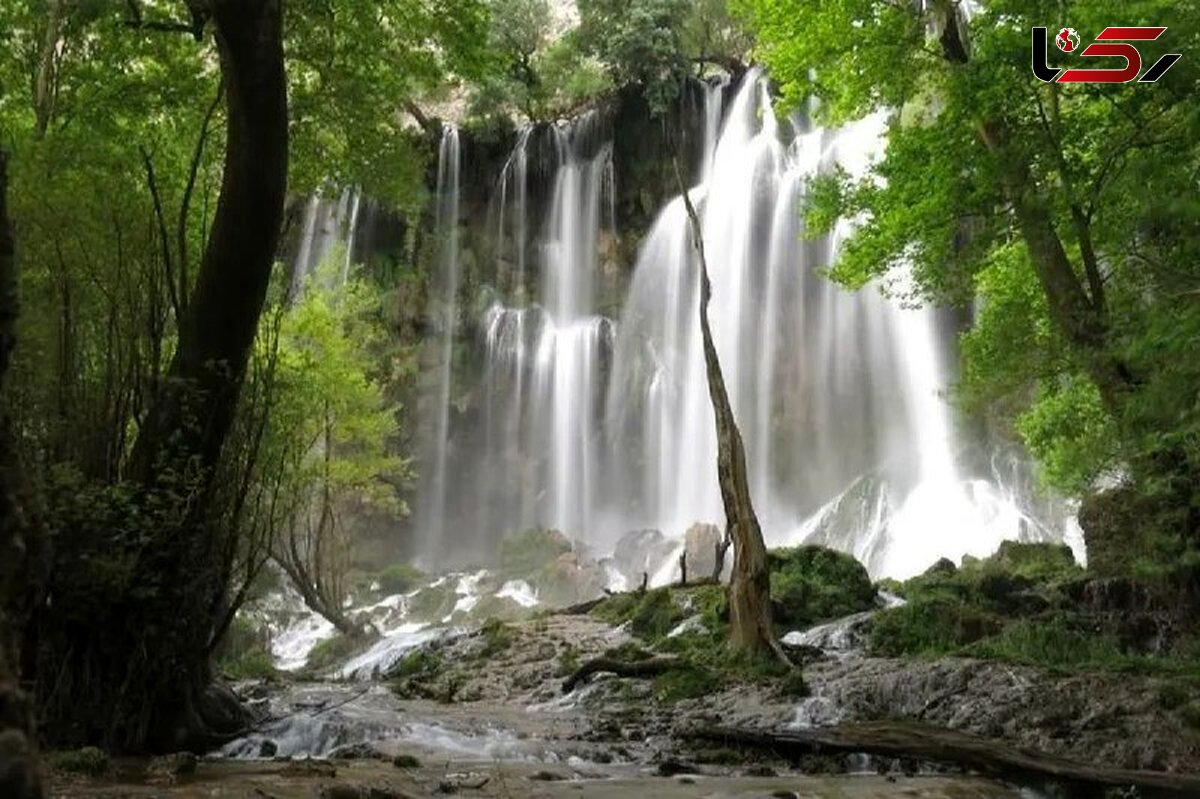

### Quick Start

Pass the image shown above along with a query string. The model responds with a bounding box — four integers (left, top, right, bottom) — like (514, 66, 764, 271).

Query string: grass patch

(555, 645, 581, 677)
(653, 662, 720, 702)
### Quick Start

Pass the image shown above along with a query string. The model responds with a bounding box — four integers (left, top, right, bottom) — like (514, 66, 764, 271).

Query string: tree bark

(130, 0, 288, 479)
(677, 185, 781, 659)
(33, 0, 66, 139)
(0, 150, 46, 799)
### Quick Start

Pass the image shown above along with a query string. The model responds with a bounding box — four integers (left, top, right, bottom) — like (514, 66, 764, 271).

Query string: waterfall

(416, 73, 1078, 578)
(291, 186, 361, 295)
(417, 126, 462, 562)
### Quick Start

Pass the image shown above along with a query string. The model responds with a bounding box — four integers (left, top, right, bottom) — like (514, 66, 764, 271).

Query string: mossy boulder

(535, 551, 606, 606)
(768, 545, 876, 630)
(375, 563, 425, 595)
(406, 580, 459, 622)
(500, 528, 573, 579)
(989, 541, 1079, 582)
(592, 587, 686, 640)
(305, 633, 372, 672)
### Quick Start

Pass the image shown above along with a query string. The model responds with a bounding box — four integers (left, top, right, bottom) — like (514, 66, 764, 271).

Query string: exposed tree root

(562, 656, 685, 693)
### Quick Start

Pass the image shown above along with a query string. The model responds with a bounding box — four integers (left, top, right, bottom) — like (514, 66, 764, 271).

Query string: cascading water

(417, 125, 462, 562)
(291, 186, 362, 294)
(417, 71, 1079, 578)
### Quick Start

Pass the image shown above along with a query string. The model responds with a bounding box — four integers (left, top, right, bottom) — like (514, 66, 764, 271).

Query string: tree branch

(178, 83, 225, 314)
(140, 146, 182, 324)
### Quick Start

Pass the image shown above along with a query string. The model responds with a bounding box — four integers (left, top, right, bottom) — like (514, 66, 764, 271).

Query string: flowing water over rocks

(413, 70, 1082, 581)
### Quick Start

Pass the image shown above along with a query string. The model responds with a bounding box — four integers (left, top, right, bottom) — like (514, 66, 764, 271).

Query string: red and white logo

(1056, 28, 1081, 52)
(1032, 26, 1182, 83)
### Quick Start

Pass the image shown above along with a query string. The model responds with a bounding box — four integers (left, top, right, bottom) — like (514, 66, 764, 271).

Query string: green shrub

(406, 581, 459, 621)
(478, 618, 516, 657)
(376, 563, 425, 594)
(47, 747, 109, 776)
(500, 528, 573, 578)
(392, 648, 443, 679)
(768, 545, 876, 629)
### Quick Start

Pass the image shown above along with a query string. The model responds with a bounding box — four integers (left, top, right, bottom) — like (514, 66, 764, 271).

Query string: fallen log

(683, 722, 1200, 796)
(562, 656, 684, 693)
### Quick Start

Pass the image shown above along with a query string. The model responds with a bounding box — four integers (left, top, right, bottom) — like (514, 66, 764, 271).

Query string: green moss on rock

(500, 528, 573, 578)
(768, 545, 876, 630)
(375, 563, 425, 594)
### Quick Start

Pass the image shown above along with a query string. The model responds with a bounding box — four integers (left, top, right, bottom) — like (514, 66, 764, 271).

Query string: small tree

(265, 258, 408, 636)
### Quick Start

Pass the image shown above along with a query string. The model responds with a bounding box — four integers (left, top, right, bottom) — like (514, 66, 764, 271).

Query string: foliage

(741, 0, 1200, 564)
(577, 0, 691, 113)
(262, 258, 409, 630)
(214, 616, 277, 681)
(768, 545, 876, 630)
(591, 584, 805, 699)
(469, 0, 751, 123)
(392, 648, 443, 680)
(469, 0, 611, 123)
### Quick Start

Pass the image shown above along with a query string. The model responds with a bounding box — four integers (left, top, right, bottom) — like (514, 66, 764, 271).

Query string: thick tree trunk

(0, 151, 45, 798)
(678, 187, 780, 658)
(131, 0, 288, 479)
(31, 0, 288, 753)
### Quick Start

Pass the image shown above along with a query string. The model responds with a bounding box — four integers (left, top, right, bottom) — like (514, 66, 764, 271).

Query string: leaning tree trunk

(31, 0, 288, 753)
(678, 187, 781, 658)
(0, 150, 45, 799)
